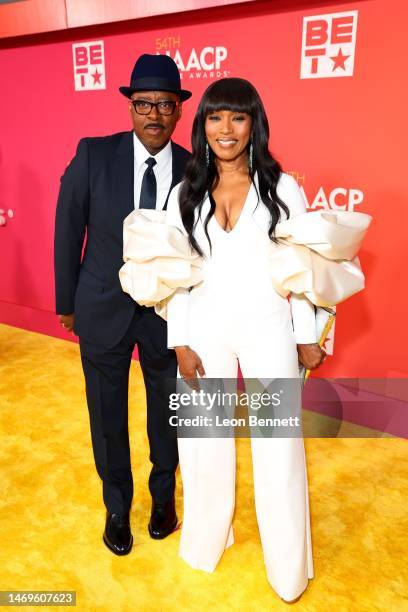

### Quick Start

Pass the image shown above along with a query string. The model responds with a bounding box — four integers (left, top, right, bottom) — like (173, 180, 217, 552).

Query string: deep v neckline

(209, 181, 254, 235)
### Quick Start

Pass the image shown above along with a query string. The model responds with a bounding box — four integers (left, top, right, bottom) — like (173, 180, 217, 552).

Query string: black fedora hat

(119, 54, 192, 101)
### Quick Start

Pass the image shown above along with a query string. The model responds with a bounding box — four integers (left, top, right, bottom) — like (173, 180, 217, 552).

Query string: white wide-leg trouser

(177, 312, 314, 601)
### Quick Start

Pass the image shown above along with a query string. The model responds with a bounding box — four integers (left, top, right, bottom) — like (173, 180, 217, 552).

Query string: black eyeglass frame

(131, 99, 180, 116)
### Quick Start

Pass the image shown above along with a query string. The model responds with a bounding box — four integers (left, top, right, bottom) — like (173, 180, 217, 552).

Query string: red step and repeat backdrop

(0, 0, 407, 378)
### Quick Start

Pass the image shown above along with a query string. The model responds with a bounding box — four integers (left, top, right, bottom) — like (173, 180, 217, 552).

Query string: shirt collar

(132, 132, 172, 167)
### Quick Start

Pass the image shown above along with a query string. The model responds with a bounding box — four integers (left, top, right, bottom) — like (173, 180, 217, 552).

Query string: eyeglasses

(131, 99, 179, 116)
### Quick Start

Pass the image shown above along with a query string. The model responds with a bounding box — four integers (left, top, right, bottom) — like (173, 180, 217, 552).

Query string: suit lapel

(114, 131, 134, 220)
(163, 142, 186, 210)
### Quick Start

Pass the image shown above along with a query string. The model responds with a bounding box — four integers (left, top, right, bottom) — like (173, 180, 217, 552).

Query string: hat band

(129, 76, 181, 92)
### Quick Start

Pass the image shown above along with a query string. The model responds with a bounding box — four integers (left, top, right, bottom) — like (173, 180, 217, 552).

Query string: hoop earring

(205, 142, 210, 166)
(248, 141, 253, 172)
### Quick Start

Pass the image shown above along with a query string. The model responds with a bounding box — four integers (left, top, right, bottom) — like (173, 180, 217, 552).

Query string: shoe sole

(148, 518, 178, 540)
(103, 533, 133, 555)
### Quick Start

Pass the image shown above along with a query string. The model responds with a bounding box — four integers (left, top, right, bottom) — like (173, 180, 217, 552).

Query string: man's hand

(175, 346, 206, 391)
(59, 314, 75, 333)
(297, 343, 326, 370)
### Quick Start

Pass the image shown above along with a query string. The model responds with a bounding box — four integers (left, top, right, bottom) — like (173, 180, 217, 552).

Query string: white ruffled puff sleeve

(118, 181, 202, 350)
(273, 174, 372, 342)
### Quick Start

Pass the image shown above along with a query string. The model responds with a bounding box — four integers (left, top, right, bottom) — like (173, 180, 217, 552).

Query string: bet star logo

(91, 68, 103, 84)
(330, 48, 350, 71)
(300, 10, 358, 79)
(73, 40, 106, 91)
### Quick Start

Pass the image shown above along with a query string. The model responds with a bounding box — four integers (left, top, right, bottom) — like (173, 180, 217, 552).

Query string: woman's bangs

(202, 80, 255, 116)
(204, 98, 252, 116)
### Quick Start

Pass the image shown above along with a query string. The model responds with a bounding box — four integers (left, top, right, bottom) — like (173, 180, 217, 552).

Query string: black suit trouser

(79, 307, 178, 515)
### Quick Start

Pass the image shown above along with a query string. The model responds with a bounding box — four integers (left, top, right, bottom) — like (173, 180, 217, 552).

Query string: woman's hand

(297, 343, 326, 370)
(175, 346, 206, 391)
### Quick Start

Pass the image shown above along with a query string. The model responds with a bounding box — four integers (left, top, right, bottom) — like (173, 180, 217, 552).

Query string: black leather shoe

(148, 498, 178, 540)
(103, 512, 133, 555)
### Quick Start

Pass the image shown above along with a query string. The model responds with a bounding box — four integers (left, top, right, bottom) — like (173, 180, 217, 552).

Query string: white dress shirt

(133, 132, 173, 210)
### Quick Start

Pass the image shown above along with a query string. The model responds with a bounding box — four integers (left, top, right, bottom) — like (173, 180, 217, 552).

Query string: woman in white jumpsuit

(165, 78, 325, 603)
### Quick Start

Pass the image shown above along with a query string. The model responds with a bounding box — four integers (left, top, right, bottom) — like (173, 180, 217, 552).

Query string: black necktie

(139, 157, 157, 209)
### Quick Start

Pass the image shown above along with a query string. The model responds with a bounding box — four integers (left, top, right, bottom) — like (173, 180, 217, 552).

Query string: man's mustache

(144, 123, 165, 129)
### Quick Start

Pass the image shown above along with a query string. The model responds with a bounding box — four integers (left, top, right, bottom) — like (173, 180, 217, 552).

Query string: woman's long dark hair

(179, 77, 290, 255)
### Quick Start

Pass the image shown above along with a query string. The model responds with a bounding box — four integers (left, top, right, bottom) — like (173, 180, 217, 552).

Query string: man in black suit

(54, 54, 191, 555)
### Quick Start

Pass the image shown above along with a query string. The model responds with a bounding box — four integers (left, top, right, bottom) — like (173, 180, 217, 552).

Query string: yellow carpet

(0, 324, 406, 611)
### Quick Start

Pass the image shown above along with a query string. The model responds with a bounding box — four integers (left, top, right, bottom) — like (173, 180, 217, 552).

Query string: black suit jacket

(54, 130, 191, 348)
